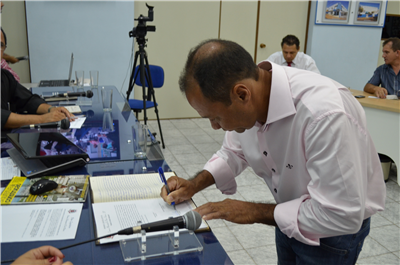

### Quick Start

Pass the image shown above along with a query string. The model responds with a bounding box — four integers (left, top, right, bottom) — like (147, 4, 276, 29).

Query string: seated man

(1, 29, 73, 130)
(364, 37, 400, 99)
(267, 34, 320, 74)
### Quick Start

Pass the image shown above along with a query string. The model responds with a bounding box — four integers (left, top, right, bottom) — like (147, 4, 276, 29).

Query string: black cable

(59, 231, 118, 250)
(0, 232, 118, 264)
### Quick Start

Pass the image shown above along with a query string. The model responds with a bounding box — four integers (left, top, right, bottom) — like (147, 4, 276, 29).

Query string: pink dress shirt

(203, 61, 386, 246)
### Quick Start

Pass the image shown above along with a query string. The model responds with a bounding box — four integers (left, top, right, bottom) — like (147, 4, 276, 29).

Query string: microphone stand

(0, 222, 203, 264)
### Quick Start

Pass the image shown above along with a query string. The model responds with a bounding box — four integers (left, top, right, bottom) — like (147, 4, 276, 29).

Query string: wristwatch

(48, 106, 56, 113)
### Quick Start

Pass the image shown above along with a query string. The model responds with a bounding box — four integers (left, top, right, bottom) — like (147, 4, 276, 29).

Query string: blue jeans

(275, 218, 370, 265)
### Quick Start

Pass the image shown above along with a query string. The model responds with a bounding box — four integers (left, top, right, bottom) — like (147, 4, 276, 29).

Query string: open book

(90, 172, 210, 244)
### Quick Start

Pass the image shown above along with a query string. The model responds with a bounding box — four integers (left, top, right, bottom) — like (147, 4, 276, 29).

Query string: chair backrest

(134, 65, 164, 88)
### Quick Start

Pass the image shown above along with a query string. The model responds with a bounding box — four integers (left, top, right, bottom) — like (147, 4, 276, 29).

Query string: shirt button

(272, 168, 275, 172)
(263, 151, 268, 156)
(274, 188, 277, 193)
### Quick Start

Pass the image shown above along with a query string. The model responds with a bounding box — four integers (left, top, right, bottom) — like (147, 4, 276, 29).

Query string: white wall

(133, 1, 220, 120)
(307, 1, 385, 91)
(25, 1, 134, 91)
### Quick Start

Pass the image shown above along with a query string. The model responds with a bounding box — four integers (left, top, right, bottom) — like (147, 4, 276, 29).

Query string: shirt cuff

(1, 109, 11, 128)
(203, 154, 237, 195)
(274, 194, 320, 246)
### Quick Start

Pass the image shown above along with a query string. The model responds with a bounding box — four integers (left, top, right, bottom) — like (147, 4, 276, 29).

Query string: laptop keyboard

(39, 80, 69, 87)
(50, 80, 69, 86)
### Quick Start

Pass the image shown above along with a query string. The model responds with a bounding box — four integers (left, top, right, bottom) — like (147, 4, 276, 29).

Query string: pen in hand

(158, 167, 175, 206)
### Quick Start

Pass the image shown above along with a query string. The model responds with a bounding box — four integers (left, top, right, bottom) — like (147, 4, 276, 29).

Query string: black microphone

(118, 211, 202, 235)
(20, 119, 70, 129)
(1, 211, 202, 263)
(54, 90, 94, 98)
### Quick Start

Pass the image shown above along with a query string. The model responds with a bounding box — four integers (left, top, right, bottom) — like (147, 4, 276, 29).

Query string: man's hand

(373, 86, 388, 99)
(195, 199, 277, 226)
(364, 83, 388, 98)
(160, 176, 197, 205)
(40, 111, 67, 123)
(49, 106, 75, 120)
(160, 170, 215, 205)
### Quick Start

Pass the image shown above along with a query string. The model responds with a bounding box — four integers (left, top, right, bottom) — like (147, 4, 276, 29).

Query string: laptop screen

(61, 120, 120, 162)
(7, 132, 87, 159)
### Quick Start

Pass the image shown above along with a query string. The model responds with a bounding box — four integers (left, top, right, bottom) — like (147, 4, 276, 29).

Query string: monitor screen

(61, 120, 120, 162)
(381, 15, 400, 39)
(7, 132, 87, 159)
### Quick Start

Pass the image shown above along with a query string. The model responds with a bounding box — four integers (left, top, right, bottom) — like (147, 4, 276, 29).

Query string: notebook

(6, 132, 89, 178)
(38, 53, 74, 87)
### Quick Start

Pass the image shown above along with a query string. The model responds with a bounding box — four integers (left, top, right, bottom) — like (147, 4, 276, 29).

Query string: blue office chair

(127, 65, 165, 149)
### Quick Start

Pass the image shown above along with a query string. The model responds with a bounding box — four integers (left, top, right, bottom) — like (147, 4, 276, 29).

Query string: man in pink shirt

(161, 39, 386, 264)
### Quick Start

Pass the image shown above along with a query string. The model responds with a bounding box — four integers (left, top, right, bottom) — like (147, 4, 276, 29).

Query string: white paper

(1, 157, 21, 181)
(92, 198, 208, 244)
(69, 117, 86, 129)
(386, 95, 398, 100)
(368, 95, 398, 100)
(1, 203, 83, 243)
(64, 105, 82, 113)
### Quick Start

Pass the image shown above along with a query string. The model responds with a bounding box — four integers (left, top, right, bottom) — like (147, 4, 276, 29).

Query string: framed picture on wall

(354, 1, 382, 26)
(315, 0, 387, 27)
(322, 0, 351, 24)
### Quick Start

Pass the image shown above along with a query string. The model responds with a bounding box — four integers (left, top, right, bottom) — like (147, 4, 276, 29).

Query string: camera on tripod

(129, 3, 155, 41)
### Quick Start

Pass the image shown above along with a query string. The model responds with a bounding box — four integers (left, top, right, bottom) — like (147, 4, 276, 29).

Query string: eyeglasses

(1, 42, 6, 51)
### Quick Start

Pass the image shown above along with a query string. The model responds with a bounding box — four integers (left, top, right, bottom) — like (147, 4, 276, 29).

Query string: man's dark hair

(1, 27, 7, 46)
(383, 37, 400, 52)
(179, 39, 259, 105)
(281, 35, 299, 49)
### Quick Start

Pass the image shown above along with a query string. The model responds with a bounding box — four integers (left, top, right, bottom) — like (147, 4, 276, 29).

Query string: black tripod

(126, 40, 165, 149)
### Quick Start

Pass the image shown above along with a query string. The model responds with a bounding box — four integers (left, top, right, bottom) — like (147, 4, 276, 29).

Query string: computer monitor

(62, 120, 120, 162)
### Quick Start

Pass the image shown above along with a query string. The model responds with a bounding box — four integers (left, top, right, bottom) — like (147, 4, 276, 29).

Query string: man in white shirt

(267, 34, 321, 74)
(161, 39, 385, 264)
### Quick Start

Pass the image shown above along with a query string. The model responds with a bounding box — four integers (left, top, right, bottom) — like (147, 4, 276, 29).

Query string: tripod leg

(138, 44, 148, 125)
(143, 56, 165, 149)
(126, 51, 140, 101)
(149, 87, 165, 149)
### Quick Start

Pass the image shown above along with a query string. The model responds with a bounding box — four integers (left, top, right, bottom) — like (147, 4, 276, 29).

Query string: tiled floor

(147, 118, 400, 265)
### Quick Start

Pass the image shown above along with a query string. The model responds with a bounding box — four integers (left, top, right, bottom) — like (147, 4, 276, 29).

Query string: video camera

(129, 3, 155, 41)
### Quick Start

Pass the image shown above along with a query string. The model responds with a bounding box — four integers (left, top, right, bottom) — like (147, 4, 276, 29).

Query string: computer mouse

(29, 179, 58, 195)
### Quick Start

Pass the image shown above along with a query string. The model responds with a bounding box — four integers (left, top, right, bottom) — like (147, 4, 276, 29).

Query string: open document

(92, 197, 209, 244)
(1, 203, 82, 243)
(89, 172, 210, 244)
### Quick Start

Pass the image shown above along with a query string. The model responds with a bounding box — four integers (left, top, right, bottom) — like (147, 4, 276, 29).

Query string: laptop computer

(38, 53, 74, 87)
(6, 132, 89, 178)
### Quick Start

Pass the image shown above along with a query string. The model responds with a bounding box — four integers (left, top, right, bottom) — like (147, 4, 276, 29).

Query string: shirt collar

(279, 51, 300, 66)
(291, 52, 301, 66)
(259, 61, 297, 126)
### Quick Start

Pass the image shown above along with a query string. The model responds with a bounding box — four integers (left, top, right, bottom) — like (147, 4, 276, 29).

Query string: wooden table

(350, 89, 400, 185)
